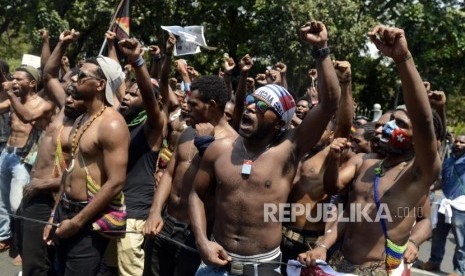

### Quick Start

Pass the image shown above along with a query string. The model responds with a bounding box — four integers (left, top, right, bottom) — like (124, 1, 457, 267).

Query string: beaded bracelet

(131, 56, 145, 68)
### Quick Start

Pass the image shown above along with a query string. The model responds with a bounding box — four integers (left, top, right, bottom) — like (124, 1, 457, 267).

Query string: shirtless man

(281, 61, 353, 273)
(15, 29, 86, 276)
(189, 20, 340, 275)
(51, 56, 129, 275)
(0, 65, 54, 251)
(143, 75, 237, 276)
(299, 25, 441, 275)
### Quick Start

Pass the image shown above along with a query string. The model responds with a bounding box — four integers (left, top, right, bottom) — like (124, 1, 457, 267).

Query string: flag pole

(98, 0, 126, 56)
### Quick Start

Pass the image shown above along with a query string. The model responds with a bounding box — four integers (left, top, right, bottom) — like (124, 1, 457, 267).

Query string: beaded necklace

(66, 106, 107, 172)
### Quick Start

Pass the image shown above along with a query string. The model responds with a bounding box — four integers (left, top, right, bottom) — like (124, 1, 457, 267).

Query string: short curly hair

(190, 75, 229, 111)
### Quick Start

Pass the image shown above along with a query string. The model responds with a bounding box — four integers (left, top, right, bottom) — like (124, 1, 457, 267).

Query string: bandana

(381, 120, 411, 148)
(253, 84, 296, 130)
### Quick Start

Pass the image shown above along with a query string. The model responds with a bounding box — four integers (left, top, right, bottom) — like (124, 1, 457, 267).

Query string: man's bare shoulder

(348, 152, 379, 165)
(98, 108, 130, 140)
(178, 126, 195, 144)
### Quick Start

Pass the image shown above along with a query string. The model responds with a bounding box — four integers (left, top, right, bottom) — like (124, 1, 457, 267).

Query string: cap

(17, 65, 40, 82)
(96, 55, 124, 106)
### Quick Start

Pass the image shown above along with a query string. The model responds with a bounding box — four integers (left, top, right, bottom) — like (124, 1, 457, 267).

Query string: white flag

(161, 25, 216, 56)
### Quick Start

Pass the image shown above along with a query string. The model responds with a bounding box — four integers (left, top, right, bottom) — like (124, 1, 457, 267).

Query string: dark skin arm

(43, 29, 80, 108)
(274, 62, 288, 90)
(143, 147, 177, 236)
(7, 91, 54, 123)
(231, 54, 253, 131)
(428, 90, 446, 140)
(333, 60, 354, 139)
(223, 57, 235, 100)
(105, 31, 119, 63)
(148, 45, 162, 79)
(40, 29, 51, 69)
(119, 38, 165, 150)
(369, 25, 441, 186)
(188, 140, 231, 266)
(403, 197, 431, 263)
(294, 21, 341, 158)
(160, 34, 179, 114)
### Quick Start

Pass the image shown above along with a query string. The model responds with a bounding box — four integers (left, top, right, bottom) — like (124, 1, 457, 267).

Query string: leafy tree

(0, 0, 463, 126)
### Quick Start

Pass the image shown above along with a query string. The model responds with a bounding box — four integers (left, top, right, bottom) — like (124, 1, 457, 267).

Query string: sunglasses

(245, 94, 273, 113)
(77, 71, 101, 85)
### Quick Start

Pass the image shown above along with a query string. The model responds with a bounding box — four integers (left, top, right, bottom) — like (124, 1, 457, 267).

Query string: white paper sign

(21, 54, 41, 68)
(161, 25, 216, 56)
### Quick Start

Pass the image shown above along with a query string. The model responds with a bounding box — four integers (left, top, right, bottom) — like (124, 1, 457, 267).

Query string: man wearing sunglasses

(189, 21, 340, 275)
(48, 50, 129, 275)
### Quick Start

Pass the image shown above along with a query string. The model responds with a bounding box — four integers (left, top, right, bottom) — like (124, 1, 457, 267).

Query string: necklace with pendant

(240, 138, 273, 176)
(66, 106, 107, 172)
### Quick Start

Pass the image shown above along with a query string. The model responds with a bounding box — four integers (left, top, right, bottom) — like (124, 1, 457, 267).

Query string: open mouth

(241, 114, 253, 126)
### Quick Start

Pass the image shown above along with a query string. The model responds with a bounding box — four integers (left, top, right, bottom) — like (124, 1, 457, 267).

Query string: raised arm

(148, 45, 162, 79)
(428, 90, 446, 141)
(223, 57, 235, 99)
(369, 25, 440, 184)
(294, 21, 340, 157)
(39, 29, 51, 69)
(274, 62, 288, 90)
(119, 38, 164, 148)
(231, 54, 253, 130)
(333, 60, 354, 138)
(160, 34, 179, 114)
(322, 138, 360, 195)
(43, 29, 80, 108)
(105, 31, 119, 62)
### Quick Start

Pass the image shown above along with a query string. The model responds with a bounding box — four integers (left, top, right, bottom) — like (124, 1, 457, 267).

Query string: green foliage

(0, 0, 463, 126)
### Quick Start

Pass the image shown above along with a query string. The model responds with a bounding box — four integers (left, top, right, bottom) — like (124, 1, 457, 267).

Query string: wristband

(408, 238, 419, 250)
(395, 54, 412, 65)
(315, 243, 328, 250)
(152, 54, 161, 61)
(312, 47, 331, 59)
(339, 78, 351, 84)
(194, 135, 215, 157)
(131, 56, 145, 68)
(50, 211, 55, 217)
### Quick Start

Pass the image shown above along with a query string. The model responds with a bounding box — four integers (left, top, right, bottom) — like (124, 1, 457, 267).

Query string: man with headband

(300, 25, 440, 275)
(189, 20, 340, 275)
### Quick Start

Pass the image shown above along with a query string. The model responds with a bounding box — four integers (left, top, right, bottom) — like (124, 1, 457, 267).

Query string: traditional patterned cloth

(53, 125, 67, 178)
(253, 84, 296, 130)
(79, 153, 127, 237)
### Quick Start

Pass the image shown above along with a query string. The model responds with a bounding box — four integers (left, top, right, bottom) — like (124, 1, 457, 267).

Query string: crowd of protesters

(0, 19, 464, 276)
